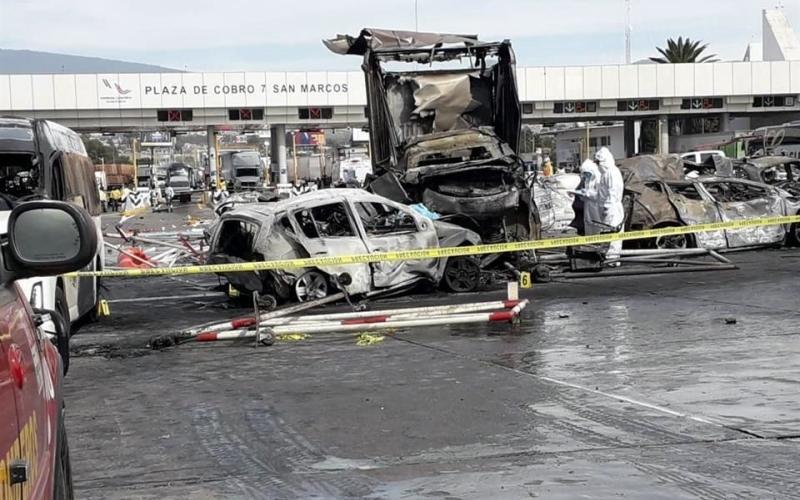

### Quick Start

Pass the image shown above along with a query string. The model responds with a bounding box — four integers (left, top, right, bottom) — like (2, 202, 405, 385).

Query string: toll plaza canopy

(1, 60, 799, 132)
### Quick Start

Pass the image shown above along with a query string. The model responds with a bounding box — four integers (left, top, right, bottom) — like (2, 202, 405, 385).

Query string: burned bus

(324, 28, 537, 242)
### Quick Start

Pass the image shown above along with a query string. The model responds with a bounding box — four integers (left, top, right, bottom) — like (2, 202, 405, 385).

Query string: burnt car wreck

(324, 28, 535, 243)
(621, 155, 800, 249)
(729, 156, 800, 197)
(207, 189, 483, 303)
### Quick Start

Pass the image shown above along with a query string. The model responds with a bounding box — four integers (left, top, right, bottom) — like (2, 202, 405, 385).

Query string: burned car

(728, 156, 800, 197)
(621, 155, 800, 249)
(324, 29, 535, 242)
(207, 189, 482, 302)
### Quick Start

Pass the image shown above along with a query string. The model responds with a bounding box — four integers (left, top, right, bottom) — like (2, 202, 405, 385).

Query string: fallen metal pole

(618, 248, 713, 256)
(193, 300, 530, 341)
(120, 234, 195, 253)
(183, 291, 348, 335)
(183, 280, 423, 336)
(613, 258, 730, 266)
(208, 299, 526, 330)
(707, 249, 733, 264)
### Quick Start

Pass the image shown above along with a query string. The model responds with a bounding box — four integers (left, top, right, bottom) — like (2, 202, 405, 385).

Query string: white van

(0, 118, 104, 332)
(680, 150, 727, 164)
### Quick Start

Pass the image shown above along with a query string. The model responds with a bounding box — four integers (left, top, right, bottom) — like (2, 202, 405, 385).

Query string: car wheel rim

(295, 272, 328, 301)
(656, 234, 687, 249)
(445, 258, 480, 292)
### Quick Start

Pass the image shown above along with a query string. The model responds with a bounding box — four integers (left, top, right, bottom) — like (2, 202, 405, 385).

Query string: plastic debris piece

(356, 333, 385, 346)
(276, 333, 309, 342)
(409, 203, 440, 220)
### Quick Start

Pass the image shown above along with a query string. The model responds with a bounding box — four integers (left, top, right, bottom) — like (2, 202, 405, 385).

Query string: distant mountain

(0, 49, 181, 74)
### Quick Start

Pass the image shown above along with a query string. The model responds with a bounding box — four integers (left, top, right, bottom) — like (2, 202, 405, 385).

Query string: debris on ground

(104, 225, 209, 269)
(355, 333, 385, 346)
(276, 333, 309, 342)
(163, 298, 530, 349)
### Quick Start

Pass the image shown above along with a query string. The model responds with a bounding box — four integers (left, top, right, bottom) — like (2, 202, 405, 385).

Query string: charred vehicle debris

(729, 156, 800, 197)
(324, 29, 536, 243)
(207, 189, 484, 304)
(621, 155, 800, 249)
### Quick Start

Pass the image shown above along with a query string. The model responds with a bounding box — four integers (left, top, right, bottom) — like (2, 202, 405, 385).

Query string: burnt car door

(211, 216, 267, 293)
(287, 199, 372, 294)
(699, 180, 785, 247)
(352, 199, 438, 288)
(662, 181, 727, 249)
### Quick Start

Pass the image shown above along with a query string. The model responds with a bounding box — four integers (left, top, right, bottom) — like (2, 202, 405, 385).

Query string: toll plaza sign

(112, 72, 363, 109)
(143, 82, 349, 96)
(0, 71, 366, 111)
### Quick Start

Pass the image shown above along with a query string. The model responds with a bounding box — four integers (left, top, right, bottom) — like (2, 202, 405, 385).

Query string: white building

(552, 124, 625, 170)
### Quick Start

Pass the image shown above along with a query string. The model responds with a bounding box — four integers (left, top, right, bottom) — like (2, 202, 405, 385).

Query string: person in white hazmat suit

(574, 159, 604, 235)
(573, 150, 625, 261)
(595, 147, 625, 260)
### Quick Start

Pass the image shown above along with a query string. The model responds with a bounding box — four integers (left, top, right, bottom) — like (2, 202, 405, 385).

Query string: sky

(1, 0, 798, 71)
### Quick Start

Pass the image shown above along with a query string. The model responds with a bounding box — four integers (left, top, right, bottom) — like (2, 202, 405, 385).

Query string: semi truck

(219, 150, 265, 191)
(165, 162, 198, 202)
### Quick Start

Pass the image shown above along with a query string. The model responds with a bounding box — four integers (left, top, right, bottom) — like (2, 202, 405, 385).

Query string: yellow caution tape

(356, 333, 385, 346)
(66, 214, 800, 278)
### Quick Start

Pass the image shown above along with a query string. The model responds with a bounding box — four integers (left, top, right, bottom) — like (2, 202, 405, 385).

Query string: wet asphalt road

(65, 205, 800, 499)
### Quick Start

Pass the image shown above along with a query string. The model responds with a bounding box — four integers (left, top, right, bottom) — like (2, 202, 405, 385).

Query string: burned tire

(505, 215, 531, 242)
(54, 286, 71, 374)
(788, 219, 800, 247)
(442, 256, 481, 293)
(53, 406, 74, 500)
(294, 271, 329, 302)
(653, 224, 695, 250)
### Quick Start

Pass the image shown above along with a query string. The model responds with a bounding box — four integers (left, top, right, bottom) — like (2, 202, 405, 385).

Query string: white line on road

(107, 293, 225, 303)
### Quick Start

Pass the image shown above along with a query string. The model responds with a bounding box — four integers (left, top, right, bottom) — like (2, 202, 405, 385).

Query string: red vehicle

(0, 200, 98, 499)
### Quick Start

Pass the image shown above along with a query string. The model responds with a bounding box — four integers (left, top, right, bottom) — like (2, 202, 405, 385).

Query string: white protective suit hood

(595, 147, 616, 174)
(580, 159, 601, 180)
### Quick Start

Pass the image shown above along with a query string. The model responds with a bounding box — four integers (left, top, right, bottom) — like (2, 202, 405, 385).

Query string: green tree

(83, 137, 112, 164)
(649, 37, 717, 63)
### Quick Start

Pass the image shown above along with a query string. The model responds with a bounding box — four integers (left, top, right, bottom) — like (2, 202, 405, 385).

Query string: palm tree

(650, 37, 718, 63)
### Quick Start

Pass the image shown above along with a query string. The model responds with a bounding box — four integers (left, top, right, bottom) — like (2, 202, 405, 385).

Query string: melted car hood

(402, 129, 519, 182)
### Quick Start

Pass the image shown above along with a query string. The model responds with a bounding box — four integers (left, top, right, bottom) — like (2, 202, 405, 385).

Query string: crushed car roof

(619, 154, 685, 183)
(220, 188, 409, 219)
(323, 28, 481, 56)
(741, 156, 800, 169)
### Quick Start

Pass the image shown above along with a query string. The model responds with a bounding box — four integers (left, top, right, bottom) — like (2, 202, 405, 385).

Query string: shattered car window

(295, 203, 356, 238)
(217, 219, 261, 260)
(762, 164, 800, 183)
(355, 202, 418, 235)
(733, 166, 749, 179)
(279, 215, 296, 236)
(787, 164, 800, 181)
(644, 182, 665, 194)
(667, 183, 704, 201)
(1, 153, 40, 199)
(704, 182, 768, 203)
